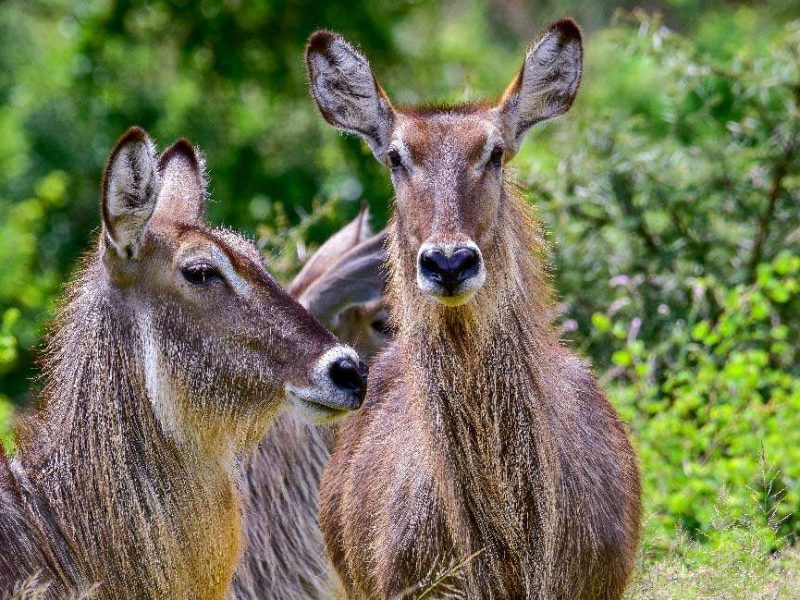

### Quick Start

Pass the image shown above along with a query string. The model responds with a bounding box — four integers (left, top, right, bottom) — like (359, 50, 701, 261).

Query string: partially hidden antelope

(232, 210, 390, 599)
(306, 20, 641, 599)
(0, 127, 367, 599)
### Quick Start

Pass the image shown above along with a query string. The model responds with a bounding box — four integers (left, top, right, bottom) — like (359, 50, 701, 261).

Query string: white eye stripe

(209, 246, 252, 297)
(388, 138, 412, 168)
(480, 122, 504, 165)
(388, 122, 412, 168)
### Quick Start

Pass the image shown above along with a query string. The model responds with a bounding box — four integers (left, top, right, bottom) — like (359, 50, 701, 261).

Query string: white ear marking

(102, 127, 160, 260)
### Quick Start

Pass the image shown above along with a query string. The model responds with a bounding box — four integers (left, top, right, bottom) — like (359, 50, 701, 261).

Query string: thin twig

(414, 549, 484, 600)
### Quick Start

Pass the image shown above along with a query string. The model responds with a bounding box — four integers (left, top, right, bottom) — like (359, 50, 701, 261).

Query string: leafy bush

(0, 307, 19, 452)
(522, 12, 799, 375)
(610, 251, 800, 549)
(509, 11, 800, 546)
(0, 171, 68, 401)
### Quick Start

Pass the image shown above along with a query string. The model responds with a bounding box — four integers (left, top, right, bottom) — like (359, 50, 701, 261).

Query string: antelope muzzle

(416, 241, 486, 306)
(285, 346, 368, 424)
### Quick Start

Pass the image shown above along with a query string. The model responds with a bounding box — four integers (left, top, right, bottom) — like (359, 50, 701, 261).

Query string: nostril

(419, 246, 482, 289)
(450, 248, 480, 283)
(329, 356, 368, 404)
(419, 250, 448, 282)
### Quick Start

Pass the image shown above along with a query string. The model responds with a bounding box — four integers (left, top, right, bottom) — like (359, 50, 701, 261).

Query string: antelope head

(101, 127, 367, 451)
(289, 209, 391, 359)
(305, 21, 582, 309)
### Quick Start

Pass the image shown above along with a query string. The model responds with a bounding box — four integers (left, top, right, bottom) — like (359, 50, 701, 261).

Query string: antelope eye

(181, 262, 222, 285)
(371, 318, 391, 335)
(488, 146, 504, 169)
(387, 149, 403, 171)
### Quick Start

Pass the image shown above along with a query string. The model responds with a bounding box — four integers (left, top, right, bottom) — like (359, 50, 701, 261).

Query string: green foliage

(525, 12, 799, 374)
(0, 395, 12, 453)
(0, 308, 18, 452)
(516, 9, 800, 549)
(0, 170, 69, 399)
(610, 251, 800, 549)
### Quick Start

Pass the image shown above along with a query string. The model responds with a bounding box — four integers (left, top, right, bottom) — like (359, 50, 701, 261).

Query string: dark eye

(387, 149, 403, 171)
(371, 318, 391, 335)
(488, 146, 504, 169)
(181, 263, 222, 285)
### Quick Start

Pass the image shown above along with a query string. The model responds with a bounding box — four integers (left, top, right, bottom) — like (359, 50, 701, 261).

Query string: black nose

(328, 357, 368, 407)
(418, 246, 481, 292)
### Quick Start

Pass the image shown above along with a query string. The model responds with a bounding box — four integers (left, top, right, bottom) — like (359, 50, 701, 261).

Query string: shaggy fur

(0, 128, 361, 599)
(307, 20, 642, 599)
(231, 213, 390, 599)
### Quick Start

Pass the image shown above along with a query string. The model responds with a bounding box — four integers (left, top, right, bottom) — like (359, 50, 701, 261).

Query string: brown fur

(307, 20, 642, 599)
(0, 128, 360, 599)
(231, 214, 390, 600)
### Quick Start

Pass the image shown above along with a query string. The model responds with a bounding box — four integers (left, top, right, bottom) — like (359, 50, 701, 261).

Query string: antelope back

(288, 206, 372, 298)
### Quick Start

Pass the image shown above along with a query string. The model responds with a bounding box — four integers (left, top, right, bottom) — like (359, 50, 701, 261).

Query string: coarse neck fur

(388, 183, 593, 596)
(11, 253, 242, 599)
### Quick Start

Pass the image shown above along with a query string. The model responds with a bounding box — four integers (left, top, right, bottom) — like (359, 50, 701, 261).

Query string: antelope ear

(297, 229, 388, 330)
(288, 206, 373, 300)
(306, 30, 395, 157)
(497, 19, 583, 154)
(101, 126, 160, 260)
(155, 139, 207, 223)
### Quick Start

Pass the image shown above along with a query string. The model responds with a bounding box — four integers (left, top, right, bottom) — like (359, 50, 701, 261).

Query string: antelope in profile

(306, 20, 642, 598)
(232, 211, 390, 599)
(0, 127, 367, 599)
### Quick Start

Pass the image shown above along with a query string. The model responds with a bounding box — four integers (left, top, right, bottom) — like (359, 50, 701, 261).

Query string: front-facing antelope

(0, 127, 366, 599)
(307, 20, 641, 599)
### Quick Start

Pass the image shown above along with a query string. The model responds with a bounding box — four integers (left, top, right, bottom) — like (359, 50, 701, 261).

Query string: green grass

(629, 536, 800, 599)
(628, 486, 800, 599)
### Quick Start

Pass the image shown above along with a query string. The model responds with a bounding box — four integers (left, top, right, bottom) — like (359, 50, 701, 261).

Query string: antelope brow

(209, 244, 253, 297)
(478, 122, 504, 165)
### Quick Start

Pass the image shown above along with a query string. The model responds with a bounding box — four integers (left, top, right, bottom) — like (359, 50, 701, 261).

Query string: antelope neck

(18, 257, 241, 598)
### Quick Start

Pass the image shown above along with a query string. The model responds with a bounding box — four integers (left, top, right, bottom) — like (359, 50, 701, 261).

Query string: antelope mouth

(430, 288, 479, 307)
(284, 388, 353, 424)
(284, 346, 367, 425)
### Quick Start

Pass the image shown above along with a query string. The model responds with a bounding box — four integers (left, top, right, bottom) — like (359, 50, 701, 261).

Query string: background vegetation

(1, 0, 798, 596)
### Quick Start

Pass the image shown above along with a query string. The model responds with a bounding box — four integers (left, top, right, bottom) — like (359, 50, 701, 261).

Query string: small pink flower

(610, 275, 630, 287)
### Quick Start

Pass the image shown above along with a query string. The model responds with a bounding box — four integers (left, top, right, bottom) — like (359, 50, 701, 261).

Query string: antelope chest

(325, 398, 458, 597)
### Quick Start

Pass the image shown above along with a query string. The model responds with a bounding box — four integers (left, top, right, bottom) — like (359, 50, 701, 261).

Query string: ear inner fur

(101, 126, 160, 259)
(498, 19, 584, 151)
(305, 30, 396, 155)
